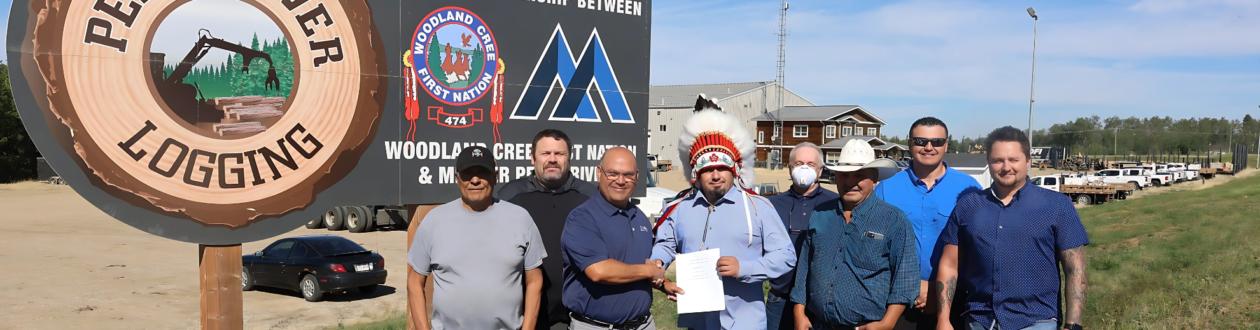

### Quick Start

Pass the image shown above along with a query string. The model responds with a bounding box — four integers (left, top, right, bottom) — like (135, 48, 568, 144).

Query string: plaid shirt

(790, 197, 919, 326)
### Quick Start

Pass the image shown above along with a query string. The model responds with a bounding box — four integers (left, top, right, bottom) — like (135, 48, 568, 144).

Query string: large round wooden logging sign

(8, 0, 386, 243)
(10, 0, 653, 244)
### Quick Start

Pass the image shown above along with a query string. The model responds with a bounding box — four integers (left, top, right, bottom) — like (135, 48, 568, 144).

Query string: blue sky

(4, 0, 1257, 138)
(651, 0, 1260, 138)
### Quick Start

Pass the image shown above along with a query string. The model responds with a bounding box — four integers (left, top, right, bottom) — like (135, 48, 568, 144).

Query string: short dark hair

(532, 129, 573, 154)
(984, 126, 1030, 159)
(909, 117, 948, 139)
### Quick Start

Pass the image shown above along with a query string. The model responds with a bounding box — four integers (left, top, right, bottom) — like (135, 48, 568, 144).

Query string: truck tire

(347, 206, 373, 233)
(1152, 179, 1162, 186)
(360, 206, 377, 232)
(1075, 195, 1092, 206)
(1129, 181, 1140, 191)
(324, 207, 346, 231)
(305, 217, 324, 229)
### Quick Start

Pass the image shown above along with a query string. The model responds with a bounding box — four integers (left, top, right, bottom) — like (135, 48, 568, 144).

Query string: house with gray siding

(647, 82, 813, 165)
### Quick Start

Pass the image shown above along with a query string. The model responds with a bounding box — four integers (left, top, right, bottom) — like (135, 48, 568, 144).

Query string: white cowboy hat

(825, 139, 900, 181)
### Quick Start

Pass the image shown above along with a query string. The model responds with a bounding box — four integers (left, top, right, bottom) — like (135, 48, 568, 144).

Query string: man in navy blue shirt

(936, 127, 1089, 330)
(561, 147, 663, 330)
(873, 117, 981, 330)
(766, 142, 839, 330)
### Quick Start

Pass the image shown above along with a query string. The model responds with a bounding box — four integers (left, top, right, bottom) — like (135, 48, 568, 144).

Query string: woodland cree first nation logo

(22, 0, 386, 227)
(403, 7, 505, 143)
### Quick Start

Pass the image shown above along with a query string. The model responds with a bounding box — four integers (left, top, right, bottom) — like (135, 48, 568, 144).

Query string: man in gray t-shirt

(408, 146, 547, 330)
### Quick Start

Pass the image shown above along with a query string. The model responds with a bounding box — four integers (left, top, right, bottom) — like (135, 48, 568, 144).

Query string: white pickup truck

(1167, 163, 1198, 181)
(1032, 175, 1130, 205)
(1157, 163, 1186, 182)
(1089, 168, 1151, 190)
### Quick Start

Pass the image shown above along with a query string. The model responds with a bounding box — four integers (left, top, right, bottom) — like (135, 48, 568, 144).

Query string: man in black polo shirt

(499, 129, 598, 330)
(561, 147, 662, 330)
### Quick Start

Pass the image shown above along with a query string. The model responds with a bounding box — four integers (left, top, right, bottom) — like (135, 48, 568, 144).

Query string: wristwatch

(1065, 323, 1083, 330)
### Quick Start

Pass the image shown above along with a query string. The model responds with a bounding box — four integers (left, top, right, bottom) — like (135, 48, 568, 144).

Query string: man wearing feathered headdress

(649, 95, 796, 330)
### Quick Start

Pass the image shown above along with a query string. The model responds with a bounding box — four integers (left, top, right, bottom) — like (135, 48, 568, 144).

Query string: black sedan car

(243, 235, 387, 302)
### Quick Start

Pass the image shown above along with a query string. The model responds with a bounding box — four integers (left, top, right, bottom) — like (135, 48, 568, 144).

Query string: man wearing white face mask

(765, 142, 840, 330)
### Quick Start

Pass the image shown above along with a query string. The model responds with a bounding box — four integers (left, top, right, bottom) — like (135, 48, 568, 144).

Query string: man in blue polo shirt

(766, 142, 839, 330)
(936, 127, 1089, 330)
(561, 147, 663, 330)
(873, 117, 982, 329)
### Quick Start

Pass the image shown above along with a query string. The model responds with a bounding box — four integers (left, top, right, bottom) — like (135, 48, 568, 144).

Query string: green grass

(328, 171, 1260, 329)
(1079, 170, 1260, 329)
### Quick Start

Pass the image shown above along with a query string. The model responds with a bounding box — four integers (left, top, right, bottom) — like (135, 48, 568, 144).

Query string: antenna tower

(772, 0, 789, 168)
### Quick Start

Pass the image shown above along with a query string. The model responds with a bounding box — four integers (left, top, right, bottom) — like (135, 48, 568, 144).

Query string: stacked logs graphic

(211, 96, 286, 136)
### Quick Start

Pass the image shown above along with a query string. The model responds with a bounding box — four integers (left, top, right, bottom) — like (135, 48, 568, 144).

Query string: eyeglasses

(910, 137, 947, 148)
(600, 168, 639, 181)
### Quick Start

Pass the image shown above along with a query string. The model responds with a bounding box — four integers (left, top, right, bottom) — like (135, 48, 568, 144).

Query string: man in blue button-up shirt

(652, 104, 796, 330)
(562, 147, 662, 330)
(766, 142, 839, 330)
(791, 139, 919, 330)
(873, 118, 981, 329)
(936, 127, 1089, 330)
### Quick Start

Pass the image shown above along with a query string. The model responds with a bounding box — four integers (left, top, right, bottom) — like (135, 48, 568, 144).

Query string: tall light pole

(1027, 7, 1038, 149)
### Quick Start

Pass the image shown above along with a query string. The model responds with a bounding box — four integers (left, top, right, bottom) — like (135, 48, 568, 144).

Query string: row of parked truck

(1031, 162, 1220, 206)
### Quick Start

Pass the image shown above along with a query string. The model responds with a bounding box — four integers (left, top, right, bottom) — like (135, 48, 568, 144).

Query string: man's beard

(539, 169, 566, 183)
(703, 186, 729, 202)
(993, 172, 1023, 188)
(537, 164, 567, 185)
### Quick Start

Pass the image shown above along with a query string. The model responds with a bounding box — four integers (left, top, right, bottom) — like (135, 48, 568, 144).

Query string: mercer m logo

(510, 25, 634, 124)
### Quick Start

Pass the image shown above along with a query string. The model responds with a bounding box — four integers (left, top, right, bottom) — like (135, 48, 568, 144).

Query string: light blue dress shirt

(873, 164, 982, 281)
(651, 188, 796, 330)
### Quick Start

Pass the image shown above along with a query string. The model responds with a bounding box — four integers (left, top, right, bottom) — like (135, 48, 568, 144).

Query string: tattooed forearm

(935, 276, 956, 314)
(1060, 246, 1088, 325)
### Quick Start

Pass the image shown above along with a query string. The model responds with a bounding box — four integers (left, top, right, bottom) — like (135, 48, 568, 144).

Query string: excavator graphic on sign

(152, 29, 281, 125)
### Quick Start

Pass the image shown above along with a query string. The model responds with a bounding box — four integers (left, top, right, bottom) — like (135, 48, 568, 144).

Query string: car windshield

(305, 237, 368, 256)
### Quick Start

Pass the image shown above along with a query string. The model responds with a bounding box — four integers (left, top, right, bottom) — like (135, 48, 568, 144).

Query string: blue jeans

(966, 318, 1057, 330)
(765, 291, 795, 330)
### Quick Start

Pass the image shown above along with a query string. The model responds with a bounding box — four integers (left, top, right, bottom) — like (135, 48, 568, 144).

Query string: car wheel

(305, 217, 324, 229)
(359, 284, 378, 295)
(301, 274, 324, 302)
(1129, 181, 1140, 191)
(242, 267, 255, 291)
(325, 207, 346, 231)
(1075, 195, 1092, 206)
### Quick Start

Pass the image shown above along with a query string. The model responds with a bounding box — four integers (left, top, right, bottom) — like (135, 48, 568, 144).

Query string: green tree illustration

(427, 36, 447, 82)
(469, 46, 484, 83)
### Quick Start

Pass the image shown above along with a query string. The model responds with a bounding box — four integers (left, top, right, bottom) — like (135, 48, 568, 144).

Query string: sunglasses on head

(911, 137, 947, 147)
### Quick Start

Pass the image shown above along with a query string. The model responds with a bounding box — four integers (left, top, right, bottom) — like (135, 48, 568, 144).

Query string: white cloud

(651, 0, 1260, 135)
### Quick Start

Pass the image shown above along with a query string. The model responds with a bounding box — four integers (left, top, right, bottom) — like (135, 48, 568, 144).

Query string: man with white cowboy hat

(790, 139, 919, 330)
(649, 95, 796, 330)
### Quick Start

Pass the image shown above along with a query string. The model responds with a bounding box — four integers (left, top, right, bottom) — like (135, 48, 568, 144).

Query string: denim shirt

(790, 197, 919, 326)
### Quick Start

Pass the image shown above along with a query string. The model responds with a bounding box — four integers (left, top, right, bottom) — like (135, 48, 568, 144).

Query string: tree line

(886, 115, 1259, 156)
(161, 33, 295, 99)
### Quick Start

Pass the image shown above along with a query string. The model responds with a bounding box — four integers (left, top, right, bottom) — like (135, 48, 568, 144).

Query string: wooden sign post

(199, 245, 244, 330)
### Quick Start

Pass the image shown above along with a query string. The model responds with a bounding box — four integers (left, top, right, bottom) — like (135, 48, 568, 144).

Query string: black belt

(569, 312, 650, 329)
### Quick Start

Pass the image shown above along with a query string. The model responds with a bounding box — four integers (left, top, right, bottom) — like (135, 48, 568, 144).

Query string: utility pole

(1114, 127, 1118, 161)
(1026, 7, 1038, 149)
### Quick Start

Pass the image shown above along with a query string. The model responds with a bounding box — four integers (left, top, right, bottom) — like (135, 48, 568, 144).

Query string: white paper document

(674, 248, 725, 314)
